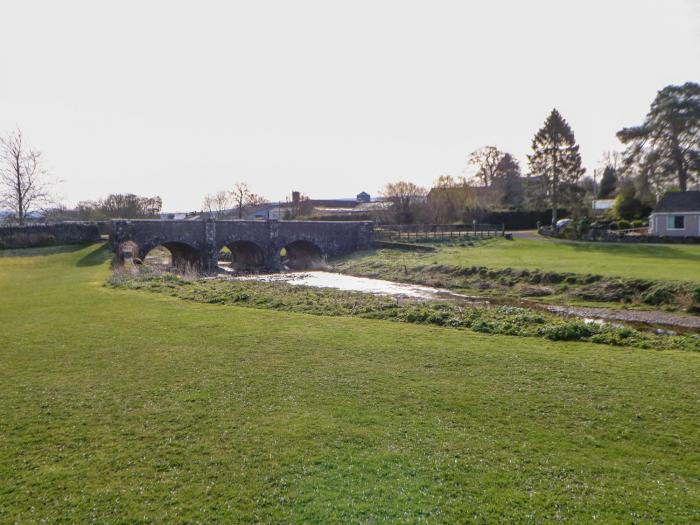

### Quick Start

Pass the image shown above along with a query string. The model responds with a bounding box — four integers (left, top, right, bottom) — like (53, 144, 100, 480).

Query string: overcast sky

(1, 0, 698, 211)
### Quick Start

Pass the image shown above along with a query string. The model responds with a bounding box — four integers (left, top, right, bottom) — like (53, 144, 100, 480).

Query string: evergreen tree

(527, 109, 586, 224)
(492, 153, 524, 208)
(597, 165, 618, 198)
(617, 82, 700, 191)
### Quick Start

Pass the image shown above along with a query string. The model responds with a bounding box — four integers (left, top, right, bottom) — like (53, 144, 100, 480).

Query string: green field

(2, 244, 700, 523)
(368, 237, 700, 282)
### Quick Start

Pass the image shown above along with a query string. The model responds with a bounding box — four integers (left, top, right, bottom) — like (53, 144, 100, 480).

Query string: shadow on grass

(0, 243, 87, 258)
(76, 243, 113, 266)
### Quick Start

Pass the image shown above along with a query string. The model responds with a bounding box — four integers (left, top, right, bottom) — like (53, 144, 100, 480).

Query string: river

(220, 270, 700, 332)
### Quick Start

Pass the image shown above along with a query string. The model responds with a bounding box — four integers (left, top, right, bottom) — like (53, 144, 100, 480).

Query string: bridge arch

(140, 240, 203, 271)
(281, 239, 325, 270)
(219, 240, 266, 271)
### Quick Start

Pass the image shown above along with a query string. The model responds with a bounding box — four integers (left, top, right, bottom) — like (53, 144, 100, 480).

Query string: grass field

(362, 237, 700, 282)
(2, 244, 700, 523)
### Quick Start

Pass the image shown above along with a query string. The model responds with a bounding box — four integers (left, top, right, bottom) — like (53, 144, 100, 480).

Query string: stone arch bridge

(111, 219, 374, 272)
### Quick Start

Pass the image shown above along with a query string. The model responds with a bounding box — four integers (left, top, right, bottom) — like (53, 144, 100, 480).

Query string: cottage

(649, 191, 700, 237)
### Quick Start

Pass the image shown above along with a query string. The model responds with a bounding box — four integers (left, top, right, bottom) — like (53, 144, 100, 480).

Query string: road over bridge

(111, 219, 374, 272)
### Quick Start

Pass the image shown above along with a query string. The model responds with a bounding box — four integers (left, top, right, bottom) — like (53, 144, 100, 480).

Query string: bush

(641, 284, 678, 306)
(539, 322, 594, 341)
(692, 286, 700, 304)
(617, 219, 631, 230)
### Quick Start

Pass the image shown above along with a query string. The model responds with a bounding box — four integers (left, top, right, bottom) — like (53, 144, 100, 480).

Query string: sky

(0, 0, 698, 212)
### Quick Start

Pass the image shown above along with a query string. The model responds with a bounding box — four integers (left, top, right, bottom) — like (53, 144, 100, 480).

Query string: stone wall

(0, 223, 102, 249)
(539, 226, 700, 244)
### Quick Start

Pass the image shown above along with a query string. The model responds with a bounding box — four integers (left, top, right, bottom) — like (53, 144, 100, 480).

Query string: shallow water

(225, 271, 482, 301)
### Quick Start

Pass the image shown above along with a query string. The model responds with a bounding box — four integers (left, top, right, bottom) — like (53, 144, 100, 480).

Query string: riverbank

(108, 269, 700, 352)
(332, 241, 700, 313)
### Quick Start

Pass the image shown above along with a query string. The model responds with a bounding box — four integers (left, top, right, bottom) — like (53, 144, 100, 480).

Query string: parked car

(555, 218, 572, 230)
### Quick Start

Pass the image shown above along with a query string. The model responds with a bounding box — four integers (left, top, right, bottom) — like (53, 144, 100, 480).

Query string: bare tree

(381, 181, 427, 224)
(0, 129, 54, 225)
(212, 191, 232, 218)
(202, 191, 233, 219)
(202, 194, 215, 216)
(245, 192, 265, 209)
(204, 183, 267, 219)
(466, 146, 505, 187)
(232, 182, 251, 219)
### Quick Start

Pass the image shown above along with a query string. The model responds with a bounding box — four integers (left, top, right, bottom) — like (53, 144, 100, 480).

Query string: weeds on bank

(107, 272, 700, 352)
(334, 253, 700, 312)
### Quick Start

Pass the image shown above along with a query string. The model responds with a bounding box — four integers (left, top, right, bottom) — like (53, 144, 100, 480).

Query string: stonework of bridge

(111, 219, 374, 272)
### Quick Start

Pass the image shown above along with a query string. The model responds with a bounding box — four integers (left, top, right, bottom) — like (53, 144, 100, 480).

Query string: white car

(555, 218, 572, 229)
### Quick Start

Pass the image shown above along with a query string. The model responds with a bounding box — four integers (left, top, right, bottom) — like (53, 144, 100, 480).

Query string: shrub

(692, 286, 700, 304)
(617, 219, 631, 230)
(539, 322, 594, 341)
(641, 284, 678, 306)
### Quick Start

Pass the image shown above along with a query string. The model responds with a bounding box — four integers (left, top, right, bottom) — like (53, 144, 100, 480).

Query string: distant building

(649, 191, 700, 237)
(592, 199, 615, 212)
(159, 212, 188, 220)
(182, 191, 377, 221)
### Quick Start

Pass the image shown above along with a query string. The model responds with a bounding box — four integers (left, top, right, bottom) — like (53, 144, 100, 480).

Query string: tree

(613, 178, 652, 221)
(381, 181, 427, 224)
(597, 165, 618, 198)
(580, 176, 596, 198)
(427, 175, 470, 223)
(617, 82, 700, 192)
(231, 182, 251, 219)
(100, 194, 161, 218)
(0, 129, 54, 225)
(68, 194, 162, 220)
(527, 109, 586, 224)
(466, 146, 504, 187)
(245, 192, 265, 209)
(203, 190, 232, 219)
(492, 153, 524, 207)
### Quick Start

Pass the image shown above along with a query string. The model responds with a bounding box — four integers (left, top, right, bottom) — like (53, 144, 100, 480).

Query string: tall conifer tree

(597, 165, 618, 198)
(527, 109, 585, 224)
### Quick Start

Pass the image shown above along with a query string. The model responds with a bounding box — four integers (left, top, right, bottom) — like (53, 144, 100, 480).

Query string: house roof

(653, 191, 700, 213)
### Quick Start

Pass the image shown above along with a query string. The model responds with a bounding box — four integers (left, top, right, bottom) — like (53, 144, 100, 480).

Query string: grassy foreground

(366, 237, 700, 283)
(1, 244, 700, 523)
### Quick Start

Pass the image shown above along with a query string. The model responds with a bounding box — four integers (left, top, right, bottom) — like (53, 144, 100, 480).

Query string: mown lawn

(353, 237, 700, 283)
(1, 244, 699, 523)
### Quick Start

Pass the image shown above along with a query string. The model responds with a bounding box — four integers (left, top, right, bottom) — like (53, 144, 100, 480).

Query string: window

(666, 215, 685, 229)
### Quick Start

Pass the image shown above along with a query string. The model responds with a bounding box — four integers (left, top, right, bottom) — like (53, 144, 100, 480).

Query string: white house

(649, 191, 700, 237)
